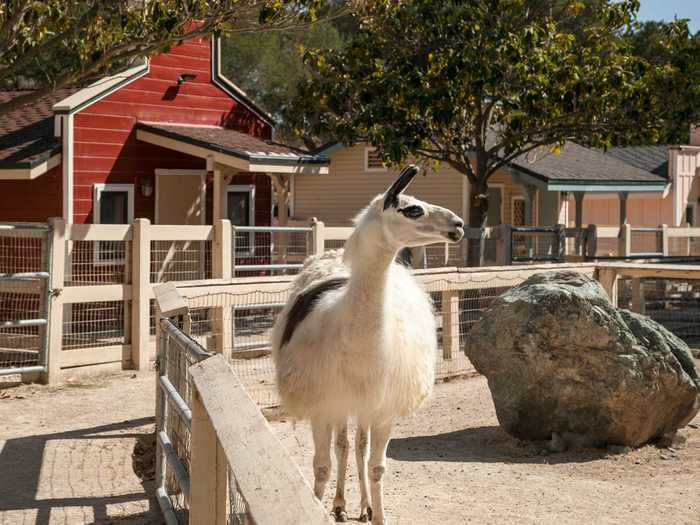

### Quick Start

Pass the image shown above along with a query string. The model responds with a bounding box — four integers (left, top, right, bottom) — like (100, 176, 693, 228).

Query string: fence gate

(0, 223, 52, 378)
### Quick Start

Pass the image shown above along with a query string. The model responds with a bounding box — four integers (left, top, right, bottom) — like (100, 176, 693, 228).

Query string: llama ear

(383, 164, 419, 210)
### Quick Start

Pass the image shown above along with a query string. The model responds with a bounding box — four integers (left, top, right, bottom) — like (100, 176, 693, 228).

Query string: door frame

(154, 168, 207, 225)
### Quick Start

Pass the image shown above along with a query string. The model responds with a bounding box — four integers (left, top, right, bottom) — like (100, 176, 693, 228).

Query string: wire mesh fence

(66, 240, 131, 285)
(668, 235, 700, 257)
(181, 269, 561, 408)
(510, 229, 562, 263)
(0, 280, 44, 370)
(0, 223, 51, 375)
(151, 240, 212, 283)
(618, 277, 700, 350)
(62, 301, 126, 350)
(629, 228, 663, 256)
(232, 226, 312, 277)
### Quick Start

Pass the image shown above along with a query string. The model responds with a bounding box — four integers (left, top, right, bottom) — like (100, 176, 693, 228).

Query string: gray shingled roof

(511, 142, 667, 185)
(0, 88, 78, 168)
(605, 145, 668, 178)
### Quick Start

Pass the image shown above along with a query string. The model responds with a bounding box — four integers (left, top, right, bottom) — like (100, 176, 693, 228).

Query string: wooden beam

(132, 218, 151, 370)
(441, 291, 460, 360)
(190, 355, 331, 525)
(46, 218, 66, 384)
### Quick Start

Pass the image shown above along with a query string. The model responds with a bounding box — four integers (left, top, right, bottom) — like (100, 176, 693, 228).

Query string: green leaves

(295, 0, 668, 186)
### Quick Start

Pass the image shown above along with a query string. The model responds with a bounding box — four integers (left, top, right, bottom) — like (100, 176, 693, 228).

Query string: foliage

(626, 20, 700, 143)
(0, 0, 329, 116)
(293, 0, 669, 226)
(221, 19, 347, 147)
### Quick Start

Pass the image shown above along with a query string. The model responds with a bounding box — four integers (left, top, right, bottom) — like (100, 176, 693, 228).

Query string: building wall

(571, 193, 675, 227)
(0, 164, 62, 222)
(71, 35, 271, 224)
(292, 144, 522, 227)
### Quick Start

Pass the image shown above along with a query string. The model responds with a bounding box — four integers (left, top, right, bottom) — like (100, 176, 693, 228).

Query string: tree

(0, 0, 331, 117)
(626, 20, 700, 143)
(221, 20, 346, 148)
(293, 0, 666, 230)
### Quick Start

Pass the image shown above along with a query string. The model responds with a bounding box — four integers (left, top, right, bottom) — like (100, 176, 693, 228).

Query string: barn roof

(136, 122, 329, 174)
(0, 88, 77, 171)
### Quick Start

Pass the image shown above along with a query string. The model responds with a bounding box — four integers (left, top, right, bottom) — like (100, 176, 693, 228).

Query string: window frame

(364, 146, 387, 172)
(511, 195, 526, 227)
(92, 183, 134, 266)
(226, 184, 256, 255)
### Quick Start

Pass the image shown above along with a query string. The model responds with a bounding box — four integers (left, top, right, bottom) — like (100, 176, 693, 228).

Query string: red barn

(0, 34, 328, 229)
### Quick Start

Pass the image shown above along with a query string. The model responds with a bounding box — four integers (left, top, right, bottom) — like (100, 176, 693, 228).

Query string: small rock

(660, 454, 669, 460)
(689, 423, 699, 429)
(634, 459, 642, 465)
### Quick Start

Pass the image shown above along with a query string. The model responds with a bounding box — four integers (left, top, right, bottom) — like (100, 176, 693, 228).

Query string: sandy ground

(270, 371, 700, 525)
(0, 364, 699, 525)
(0, 372, 162, 525)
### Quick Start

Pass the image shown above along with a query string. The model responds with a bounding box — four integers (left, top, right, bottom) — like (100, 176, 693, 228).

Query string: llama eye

(400, 205, 424, 219)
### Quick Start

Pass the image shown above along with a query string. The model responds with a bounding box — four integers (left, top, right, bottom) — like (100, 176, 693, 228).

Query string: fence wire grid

(233, 227, 312, 277)
(157, 319, 254, 525)
(0, 281, 44, 370)
(66, 240, 131, 285)
(618, 277, 700, 349)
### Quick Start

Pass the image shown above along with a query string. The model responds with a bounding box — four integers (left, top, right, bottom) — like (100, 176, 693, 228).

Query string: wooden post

(585, 224, 597, 260)
(45, 218, 66, 384)
(630, 278, 646, 315)
(660, 224, 669, 256)
(311, 219, 325, 255)
(597, 267, 619, 307)
(554, 224, 566, 262)
(441, 291, 460, 360)
(190, 388, 228, 525)
(619, 223, 631, 257)
(213, 220, 232, 355)
(131, 218, 151, 370)
(573, 192, 585, 254)
(495, 225, 512, 266)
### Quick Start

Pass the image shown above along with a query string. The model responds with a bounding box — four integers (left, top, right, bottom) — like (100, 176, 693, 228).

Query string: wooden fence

(3, 215, 699, 383)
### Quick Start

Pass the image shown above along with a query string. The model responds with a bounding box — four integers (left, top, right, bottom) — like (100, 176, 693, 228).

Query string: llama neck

(344, 227, 398, 319)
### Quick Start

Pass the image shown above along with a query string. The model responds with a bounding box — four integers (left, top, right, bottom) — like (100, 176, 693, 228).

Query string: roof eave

(0, 152, 61, 180)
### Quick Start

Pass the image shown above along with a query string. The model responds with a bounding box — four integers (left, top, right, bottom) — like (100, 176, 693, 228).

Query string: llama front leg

(332, 420, 349, 522)
(311, 417, 333, 501)
(368, 421, 392, 525)
(356, 420, 371, 522)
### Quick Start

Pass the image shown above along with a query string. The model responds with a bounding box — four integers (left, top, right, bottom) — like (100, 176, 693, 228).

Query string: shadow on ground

(388, 425, 609, 465)
(0, 417, 163, 524)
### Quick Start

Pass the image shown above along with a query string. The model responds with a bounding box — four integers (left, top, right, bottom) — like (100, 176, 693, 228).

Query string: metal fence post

(132, 218, 151, 370)
(45, 218, 66, 384)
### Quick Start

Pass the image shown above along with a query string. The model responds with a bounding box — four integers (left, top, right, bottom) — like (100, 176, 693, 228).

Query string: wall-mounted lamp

(177, 73, 197, 85)
(140, 177, 154, 197)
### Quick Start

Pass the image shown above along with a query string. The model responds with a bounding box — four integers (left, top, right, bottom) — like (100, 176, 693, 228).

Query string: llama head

(353, 165, 464, 250)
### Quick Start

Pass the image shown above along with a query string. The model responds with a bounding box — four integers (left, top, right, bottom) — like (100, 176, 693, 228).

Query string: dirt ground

(270, 370, 700, 525)
(0, 372, 162, 525)
(1, 366, 699, 525)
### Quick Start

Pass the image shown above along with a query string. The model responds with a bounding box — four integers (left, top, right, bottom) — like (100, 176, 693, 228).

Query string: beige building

(291, 143, 525, 227)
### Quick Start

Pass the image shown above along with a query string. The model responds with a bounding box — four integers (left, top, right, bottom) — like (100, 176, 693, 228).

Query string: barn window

(227, 185, 256, 254)
(512, 196, 526, 226)
(364, 147, 387, 172)
(93, 184, 134, 264)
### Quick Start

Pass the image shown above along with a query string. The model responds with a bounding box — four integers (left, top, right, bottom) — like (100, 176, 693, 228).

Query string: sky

(637, 1, 700, 33)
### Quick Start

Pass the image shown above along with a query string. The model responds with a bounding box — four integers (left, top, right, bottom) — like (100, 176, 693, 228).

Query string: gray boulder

(465, 271, 700, 448)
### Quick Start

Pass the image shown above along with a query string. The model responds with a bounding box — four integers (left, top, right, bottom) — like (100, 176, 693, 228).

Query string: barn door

(154, 170, 207, 282)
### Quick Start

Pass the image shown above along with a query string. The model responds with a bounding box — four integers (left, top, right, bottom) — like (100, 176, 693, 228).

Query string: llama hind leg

(332, 420, 349, 522)
(368, 421, 392, 525)
(355, 420, 371, 522)
(311, 417, 333, 501)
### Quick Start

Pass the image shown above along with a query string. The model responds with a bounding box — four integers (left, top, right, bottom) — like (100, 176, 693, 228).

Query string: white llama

(271, 165, 464, 524)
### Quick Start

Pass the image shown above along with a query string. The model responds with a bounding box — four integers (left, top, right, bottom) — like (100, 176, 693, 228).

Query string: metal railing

(155, 317, 213, 524)
(0, 223, 52, 377)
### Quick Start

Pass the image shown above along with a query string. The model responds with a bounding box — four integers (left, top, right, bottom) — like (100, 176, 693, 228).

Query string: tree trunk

(467, 178, 489, 267)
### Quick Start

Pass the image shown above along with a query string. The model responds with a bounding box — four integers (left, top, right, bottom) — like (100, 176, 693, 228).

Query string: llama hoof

(333, 506, 347, 522)
(359, 506, 372, 522)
